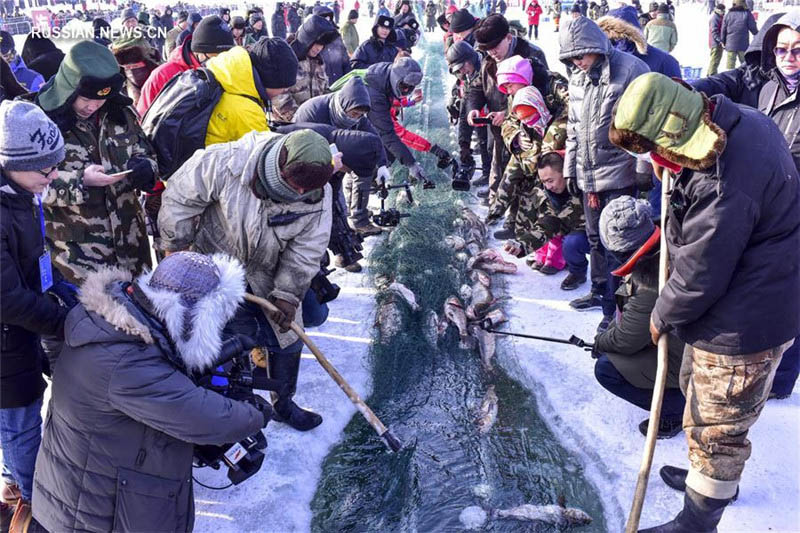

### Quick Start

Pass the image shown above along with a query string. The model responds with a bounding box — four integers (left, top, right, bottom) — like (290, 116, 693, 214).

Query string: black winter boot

(268, 351, 323, 431)
(659, 466, 739, 501)
(639, 487, 730, 533)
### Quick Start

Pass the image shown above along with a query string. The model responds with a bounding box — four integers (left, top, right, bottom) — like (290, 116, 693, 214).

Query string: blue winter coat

(721, 6, 757, 53)
(350, 29, 398, 69)
(600, 7, 681, 78)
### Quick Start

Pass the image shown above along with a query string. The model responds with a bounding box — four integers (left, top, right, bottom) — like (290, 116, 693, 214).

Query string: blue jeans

(562, 230, 590, 276)
(583, 187, 636, 316)
(771, 336, 800, 397)
(594, 355, 686, 419)
(0, 397, 43, 501)
(224, 289, 329, 355)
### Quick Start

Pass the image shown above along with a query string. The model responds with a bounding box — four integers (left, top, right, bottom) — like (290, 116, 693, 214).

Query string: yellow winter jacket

(204, 47, 270, 146)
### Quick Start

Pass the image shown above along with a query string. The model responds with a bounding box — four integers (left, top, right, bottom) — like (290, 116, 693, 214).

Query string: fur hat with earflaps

(609, 72, 727, 171)
(134, 252, 246, 374)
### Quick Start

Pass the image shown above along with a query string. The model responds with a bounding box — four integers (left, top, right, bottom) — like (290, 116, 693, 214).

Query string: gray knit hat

(599, 195, 655, 253)
(0, 100, 65, 171)
(121, 7, 137, 23)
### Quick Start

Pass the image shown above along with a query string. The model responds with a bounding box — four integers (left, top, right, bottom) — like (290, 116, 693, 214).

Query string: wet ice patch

(459, 505, 488, 530)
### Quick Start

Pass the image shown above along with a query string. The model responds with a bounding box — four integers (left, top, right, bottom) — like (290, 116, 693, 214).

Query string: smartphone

(329, 143, 339, 155)
(472, 117, 492, 125)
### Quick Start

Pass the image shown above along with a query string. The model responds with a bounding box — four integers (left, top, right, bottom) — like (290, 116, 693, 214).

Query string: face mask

(623, 148, 652, 163)
(650, 151, 682, 173)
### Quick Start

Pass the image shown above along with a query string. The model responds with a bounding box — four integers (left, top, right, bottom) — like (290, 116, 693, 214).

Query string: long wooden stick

(625, 167, 672, 532)
(243, 293, 402, 452)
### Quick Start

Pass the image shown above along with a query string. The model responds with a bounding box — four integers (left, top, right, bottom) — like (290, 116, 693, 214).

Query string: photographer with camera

(159, 129, 336, 432)
(31, 252, 270, 533)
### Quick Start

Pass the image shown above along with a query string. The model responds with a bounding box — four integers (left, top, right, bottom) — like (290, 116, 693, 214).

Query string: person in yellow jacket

(204, 38, 299, 146)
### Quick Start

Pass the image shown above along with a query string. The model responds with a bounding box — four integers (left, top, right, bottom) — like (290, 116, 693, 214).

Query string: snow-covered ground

(5, 3, 797, 531)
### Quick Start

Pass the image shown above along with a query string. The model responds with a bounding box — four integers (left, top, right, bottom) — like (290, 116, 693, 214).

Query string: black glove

(537, 214, 561, 236)
(249, 394, 274, 428)
(49, 280, 79, 309)
(447, 102, 460, 124)
(566, 176, 581, 198)
(429, 144, 453, 169)
(126, 156, 156, 192)
(636, 172, 654, 192)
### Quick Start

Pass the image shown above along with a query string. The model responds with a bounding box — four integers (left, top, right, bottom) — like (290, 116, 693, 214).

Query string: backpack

(140, 67, 223, 179)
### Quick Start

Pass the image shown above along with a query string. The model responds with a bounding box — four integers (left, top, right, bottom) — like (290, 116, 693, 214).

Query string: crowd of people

(0, 0, 798, 531)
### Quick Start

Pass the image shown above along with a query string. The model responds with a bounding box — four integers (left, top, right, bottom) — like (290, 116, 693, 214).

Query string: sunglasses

(774, 47, 800, 60)
(571, 54, 585, 61)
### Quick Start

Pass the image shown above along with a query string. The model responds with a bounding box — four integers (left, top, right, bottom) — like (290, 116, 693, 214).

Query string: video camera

(193, 336, 284, 485)
(370, 180, 414, 227)
(449, 159, 472, 192)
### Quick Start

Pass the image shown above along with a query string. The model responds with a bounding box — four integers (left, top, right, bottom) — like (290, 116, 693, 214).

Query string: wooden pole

(243, 293, 402, 452)
(625, 166, 672, 532)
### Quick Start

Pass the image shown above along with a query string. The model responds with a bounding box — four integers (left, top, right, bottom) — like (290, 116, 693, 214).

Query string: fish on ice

(493, 504, 592, 527)
(388, 281, 419, 311)
(476, 385, 498, 434)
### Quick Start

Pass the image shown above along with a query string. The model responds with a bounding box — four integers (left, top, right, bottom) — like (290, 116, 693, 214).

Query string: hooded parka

(598, 7, 681, 77)
(31, 268, 264, 532)
(758, 11, 800, 171)
(559, 16, 649, 192)
(691, 12, 785, 108)
(272, 15, 338, 122)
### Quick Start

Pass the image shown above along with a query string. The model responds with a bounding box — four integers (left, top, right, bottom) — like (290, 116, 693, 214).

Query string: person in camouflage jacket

(34, 41, 157, 285)
(487, 63, 568, 234)
(272, 15, 339, 122)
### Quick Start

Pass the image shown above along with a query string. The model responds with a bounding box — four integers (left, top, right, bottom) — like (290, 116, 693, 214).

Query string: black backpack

(140, 68, 223, 179)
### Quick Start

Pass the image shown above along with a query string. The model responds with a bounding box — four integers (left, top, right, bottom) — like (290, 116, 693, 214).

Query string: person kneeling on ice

(159, 129, 334, 432)
(31, 252, 271, 533)
(592, 195, 685, 439)
(610, 72, 800, 532)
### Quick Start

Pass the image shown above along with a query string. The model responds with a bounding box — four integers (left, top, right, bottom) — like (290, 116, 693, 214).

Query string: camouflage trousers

(680, 341, 792, 499)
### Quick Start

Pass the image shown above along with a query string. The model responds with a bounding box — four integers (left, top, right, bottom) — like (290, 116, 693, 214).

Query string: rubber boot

(639, 487, 730, 533)
(659, 466, 739, 501)
(268, 351, 323, 431)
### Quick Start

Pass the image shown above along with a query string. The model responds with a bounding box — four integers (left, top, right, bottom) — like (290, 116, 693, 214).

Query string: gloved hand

(537, 214, 562, 236)
(566, 176, 581, 197)
(126, 156, 156, 192)
(459, 146, 474, 166)
(376, 165, 391, 186)
(267, 296, 297, 333)
(447, 102, 460, 124)
(408, 162, 426, 184)
(49, 280, 79, 309)
(249, 394, 274, 428)
(635, 172, 654, 192)
(429, 144, 452, 169)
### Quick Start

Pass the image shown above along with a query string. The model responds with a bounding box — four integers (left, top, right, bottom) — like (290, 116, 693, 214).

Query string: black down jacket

(720, 5, 758, 53)
(294, 76, 389, 166)
(652, 95, 800, 355)
(691, 12, 784, 108)
(0, 171, 68, 408)
(32, 269, 264, 532)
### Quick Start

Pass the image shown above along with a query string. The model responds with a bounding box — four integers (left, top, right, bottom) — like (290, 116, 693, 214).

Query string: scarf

(256, 136, 322, 203)
(329, 92, 359, 129)
(511, 85, 552, 138)
(780, 70, 800, 94)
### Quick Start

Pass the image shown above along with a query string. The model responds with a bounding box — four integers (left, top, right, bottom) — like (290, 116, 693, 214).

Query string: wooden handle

(243, 293, 397, 444)
(625, 169, 672, 532)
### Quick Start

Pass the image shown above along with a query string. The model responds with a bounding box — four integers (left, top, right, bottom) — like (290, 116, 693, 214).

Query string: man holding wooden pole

(609, 72, 800, 531)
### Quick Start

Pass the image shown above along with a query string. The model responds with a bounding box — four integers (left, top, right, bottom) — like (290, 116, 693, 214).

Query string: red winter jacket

(136, 36, 201, 117)
(391, 99, 432, 152)
(526, 2, 542, 26)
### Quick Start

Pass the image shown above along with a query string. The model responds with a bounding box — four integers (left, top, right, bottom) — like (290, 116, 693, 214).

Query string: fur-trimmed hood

(598, 14, 647, 55)
(74, 254, 246, 374)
